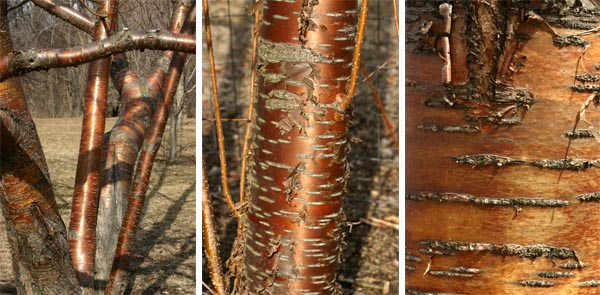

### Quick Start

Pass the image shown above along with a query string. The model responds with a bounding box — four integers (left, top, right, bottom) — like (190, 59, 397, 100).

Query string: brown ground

(0, 117, 196, 295)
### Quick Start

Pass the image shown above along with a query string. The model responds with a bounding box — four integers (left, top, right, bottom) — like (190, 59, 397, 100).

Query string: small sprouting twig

(239, 0, 262, 208)
(339, 0, 369, 111)
(360, 64, 399, 151)
(204, 0, 238, 218)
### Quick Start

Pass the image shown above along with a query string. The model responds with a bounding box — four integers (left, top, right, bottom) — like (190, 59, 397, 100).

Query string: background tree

(406, 0, 600, 294)
(0, 0, 195, 294)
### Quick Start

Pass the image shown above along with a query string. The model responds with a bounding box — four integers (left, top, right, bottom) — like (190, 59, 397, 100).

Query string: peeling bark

(233, 1, 358, 294)
(0, 2, 79, 293)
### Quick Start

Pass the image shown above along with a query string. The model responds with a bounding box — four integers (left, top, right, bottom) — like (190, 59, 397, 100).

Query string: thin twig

(203, 0, 238, 217)
(360, 64, 399, 151)
(202, 117, 249, 122)
(358, 55, 394, 85)
(339, 0, 369, 111)
(392, 0, 399, 38)
(361, 217, 399, 230)
(202, 160, 227, 295)
(202, 281, 218, 295)
(239, 0, 261, 206)
(78, 0, 108, 18)
(570, 45, 589, 102)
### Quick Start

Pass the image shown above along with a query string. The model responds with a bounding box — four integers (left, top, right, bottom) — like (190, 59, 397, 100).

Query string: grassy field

(0, 117, 196, 295)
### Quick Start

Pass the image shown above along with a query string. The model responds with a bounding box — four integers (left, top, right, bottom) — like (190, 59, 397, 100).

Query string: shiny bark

(202, 160, 226, 295)
(0, 31, 195, 81)
(30, 0, 95, 34)
(233, 1, 358, 294)
(94, 1, 193, 287)
(406, 1, 600, 294)
(0, 2, 80, 294)
(104, 7, 195, 295)
(69, 1, 119, 292)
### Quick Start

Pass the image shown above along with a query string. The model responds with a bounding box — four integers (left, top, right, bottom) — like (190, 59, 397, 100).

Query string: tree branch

(0, 30, 196, 81)
(338, 0, 369, 112)
(203, 0, 238, 218)
(30, 0, 95, 34)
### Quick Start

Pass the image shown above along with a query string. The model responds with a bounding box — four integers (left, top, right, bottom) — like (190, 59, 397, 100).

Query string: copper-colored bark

(203, 0, 238, 217)
(235, 1, 358, 293)
(0, 30, 195, 81)
(104, 7, 195, 295)
(30, 0, 95, 34)
(0, 2, 79, 293)
(406, 4, 600, 295)
(94, 2, 193, 287)
(238, 0, 262, 206)
(69, 0, 118, 290)
(202, 161, 226, 295)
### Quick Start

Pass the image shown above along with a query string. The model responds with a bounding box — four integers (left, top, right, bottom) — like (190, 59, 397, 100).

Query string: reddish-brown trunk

(69, 0, 118, 290)
(104, 7, 195, 295)
(94, 0, 192, 288)
(0, 2, 79, 293)
(233, 1, 358, 294)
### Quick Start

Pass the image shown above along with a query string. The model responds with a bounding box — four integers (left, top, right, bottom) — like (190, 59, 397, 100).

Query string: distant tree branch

(30, 0, 95, 34)
(0, 30, 196, 81)
(7, 0, 29, 12)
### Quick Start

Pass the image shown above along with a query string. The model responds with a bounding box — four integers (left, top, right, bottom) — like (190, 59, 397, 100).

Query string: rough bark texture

(407, 1, 600, 294)
(233, 1, 357, 294)
(0, 2, 80, 294)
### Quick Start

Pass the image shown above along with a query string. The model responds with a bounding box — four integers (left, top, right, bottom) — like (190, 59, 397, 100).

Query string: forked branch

(203, 0, 238, 217)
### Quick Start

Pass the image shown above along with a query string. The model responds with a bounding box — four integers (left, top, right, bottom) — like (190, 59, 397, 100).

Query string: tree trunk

(406, 1, 600, 294)
(169, 78, 184, 161)
(232, 1, 358, 294)
(0, 2, 80, 294)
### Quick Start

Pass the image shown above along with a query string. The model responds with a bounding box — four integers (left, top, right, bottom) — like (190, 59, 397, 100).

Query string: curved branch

(0, 30, 196, 81)
(338, 0, 369, 112)
(30, 0, 95, 34)
(202, 160, 227, 295)
(203, 0, 238, 218)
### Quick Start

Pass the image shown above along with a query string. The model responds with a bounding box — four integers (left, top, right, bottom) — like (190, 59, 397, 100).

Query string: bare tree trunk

(94, 2, 192, 290)
(0, 2, 79, 294)
(232, 1, 358, 294)
(169, 78, 184, 161)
